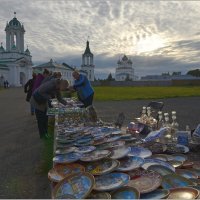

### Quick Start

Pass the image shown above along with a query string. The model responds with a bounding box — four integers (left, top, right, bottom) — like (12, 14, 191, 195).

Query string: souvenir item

(145, 142, 167, 154)
(93, 172, 130, 191)
(111, 186, 140, 199)
(166, 144, 189, 154)
(75, 146, 96, 153)
(142, 158, 175, 172)
(177, 131, 189, 146)
(105, 136, 121, 143)
(128, 147, 152, 158)
(190, 169, 200, 178)
(144, 127, 168, 142)
(117, 156, 144, 172)
(127, 170, 162, 194)
(111, 130, 122, 135)
(55, 147, 77, 155)
(48, 168, 64, 182)
(85, 159, 120, 175)
(171, 153, 187, 162)
(175, 169, 198, 179)
(80, 150, 111, 162)
(151, 154, 168, 161)
(168, 160, 183, 168)
(87, 192, 111, 199)
(53, 152, 81, 164)
(110, 146, 131, 159)
(168, 187, 199, 199)
(147, 165, 175, 176)
(107, 140, 125, 149)
(140, 189, 170, 199)
(161, 174, 196, 189)
(54, 164, 72, 177)
(52, 172, 95, 199)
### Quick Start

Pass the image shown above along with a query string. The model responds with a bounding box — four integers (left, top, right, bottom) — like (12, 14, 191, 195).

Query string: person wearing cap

(70, 70, 94, 108)
(30, 79, 69, 139)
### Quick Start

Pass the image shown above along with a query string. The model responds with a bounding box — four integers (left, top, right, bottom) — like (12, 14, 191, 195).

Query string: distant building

(81, 40, 95, 81)
(115, 55, 135, 81)
(0, 13, 32, 86)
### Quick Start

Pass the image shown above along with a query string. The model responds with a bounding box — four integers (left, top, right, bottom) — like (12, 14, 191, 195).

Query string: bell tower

(5, 12, 25, 52)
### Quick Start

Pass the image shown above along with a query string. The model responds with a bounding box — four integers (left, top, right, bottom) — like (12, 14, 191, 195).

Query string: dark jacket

(24, 78, 35, 102)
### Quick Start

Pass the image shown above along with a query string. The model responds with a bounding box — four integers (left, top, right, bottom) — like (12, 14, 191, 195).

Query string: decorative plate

(142, 158, 175, 172)
(111, 130, 122, 135)
(117, 156, 144, 172)
(161, 173, 196, 189)
(140, 189, 170, 199)
(176, 169, 199, 179)
(168, 187, 199, 199)
(76, 138, 92, 144)
(171, 153, 188, 162)
(85, 158, 120, 175)
(127, 170, 162, 194)
(144, 127, 168, 142)
(111, 186, 140, 199)
(48, 168, 64, 182)
(93, 172, 130, 191)
(105, 136, 121, 143)
(189, 169, 200, 178)
(55, 147, 77, 155)
(147, 164, 175, 176)
(107, 140, 126, 149)
(128, 147, 152, 158)
(120, 134, 132, 140)
(169, 160, 183, 168)
(87, 191, 111, 199)
(110, 146, 131, 159)
(52, 172, 95, 199)
(146, 142, 167, 154)
(166, 144, 189, 154)
(53, 152, 81, 164)
(151, 154, 168, 161)
(80, 150, 111, 162)
(75, 146, 96, 153)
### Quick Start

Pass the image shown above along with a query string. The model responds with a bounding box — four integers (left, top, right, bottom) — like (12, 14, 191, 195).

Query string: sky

(0, 0, 200, 79)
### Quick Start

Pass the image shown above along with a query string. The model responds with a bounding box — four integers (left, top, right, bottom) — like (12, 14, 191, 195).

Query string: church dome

(0, 43, 5, 52)
(25, 48, 30, 55)
(122, 55, 128, 61)
(9, 17, 21, 27)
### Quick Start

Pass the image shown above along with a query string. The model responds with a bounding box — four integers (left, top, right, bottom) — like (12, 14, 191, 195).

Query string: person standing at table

(70, 70, 94, 108)
(30, 78, 69, 139)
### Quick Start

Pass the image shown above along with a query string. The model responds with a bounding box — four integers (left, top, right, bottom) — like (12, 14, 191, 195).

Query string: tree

(107, 73, 114, 81)
(187, 69, 200, 77)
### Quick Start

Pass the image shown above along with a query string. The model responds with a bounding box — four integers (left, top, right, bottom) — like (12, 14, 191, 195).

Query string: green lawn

(94, 86, 200, 101)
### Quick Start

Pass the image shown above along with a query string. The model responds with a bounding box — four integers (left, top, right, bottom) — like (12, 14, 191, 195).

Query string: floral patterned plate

(128, 147, 152, 159)
(53, 152, 81, 164)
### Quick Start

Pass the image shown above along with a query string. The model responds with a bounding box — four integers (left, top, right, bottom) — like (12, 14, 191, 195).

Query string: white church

(0, 13, 32, 87)
(115, 55, 135, 81)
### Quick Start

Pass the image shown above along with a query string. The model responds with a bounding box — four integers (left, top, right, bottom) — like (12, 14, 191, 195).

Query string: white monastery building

(115, 55, 135, 81)
(0, 13, 32, 87)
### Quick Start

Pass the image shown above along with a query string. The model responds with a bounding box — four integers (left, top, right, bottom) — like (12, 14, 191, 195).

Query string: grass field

(93, 86, 200, 101)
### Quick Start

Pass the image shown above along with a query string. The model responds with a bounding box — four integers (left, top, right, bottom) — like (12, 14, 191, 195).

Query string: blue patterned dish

(55, 147, 77, 155)
(147, 164, 175, 176)
(88, 192, 111, 199)
(176, 169, 199, 179)
(75, 146, 96, 153)
(142, 158, 175, 172)
(128, 147, 152, 158)
(144, 128, 168, 142)
(111, 186, 140, 199)
(53, 152, 81, 164)
(94, 172, 130, 191)
(105, 136, 121, 143)
(117, 156, 144, 172)
(52, 172, 95, 199)
(110, 146, 131, 159)
(140, 189, 169, 199)
(48, 168, 64, 182)
(161, 174, 196, 189)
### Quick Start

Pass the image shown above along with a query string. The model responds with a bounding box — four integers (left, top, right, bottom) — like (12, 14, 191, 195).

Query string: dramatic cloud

(0, 0, 200, 78)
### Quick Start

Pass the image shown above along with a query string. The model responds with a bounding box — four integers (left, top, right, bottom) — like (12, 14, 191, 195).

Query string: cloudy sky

(0, 0, 200, 79)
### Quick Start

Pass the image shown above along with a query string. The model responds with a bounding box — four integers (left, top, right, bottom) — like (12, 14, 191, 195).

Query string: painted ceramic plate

(127, 170, 162, 194)
(128, 147, 152, 158)
(52, 172, 95, 199)
(142, 158, 175, 172)
(176, 169, 199, 179)
(166, 144, 189, 154)
(168, 187, 199, 199)
(144, 128, 168, 142)
(146, 142, 167, 154)
(85, 158, 120, 175)
(171, 153, 188, 162)
(54, 163, 85, 177)
(107, 140, 126, 149)
(105, 136, 121, 143)
(140, 189, 170, 199)
(55, 147, 77, 155)
(53, 152, 81, 164)
(161, 174, 196, 189)
(110, 146, 131, 159)
(117, 156, 144, 172)
(111, 186, 140, 199)
(87, 192, 111, 199)
(94, 172, 130, 191)
(147, 164, 175, 176)
(151, 154, 168, 161)
(80, 150, 111, 162)
(75, 146, 96, 153)
(48, 168, 64, 182)
(168, 160, 183, 168)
